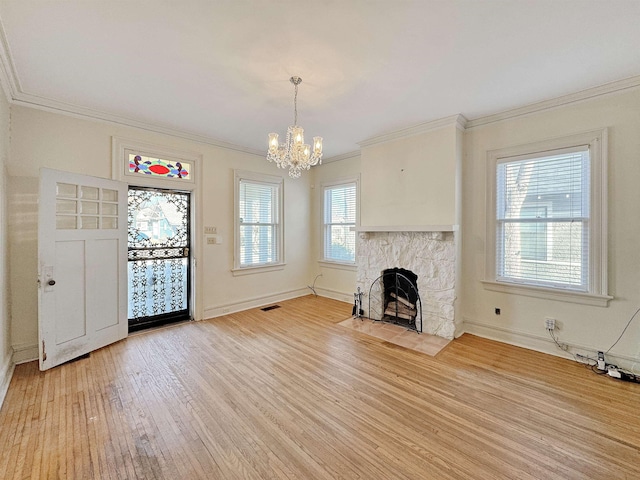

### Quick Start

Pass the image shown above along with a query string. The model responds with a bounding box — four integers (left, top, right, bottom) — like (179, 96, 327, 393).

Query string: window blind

(496, 146, 590, 290)
(239, 179, 279, 267)
(324, 183, 356, 262)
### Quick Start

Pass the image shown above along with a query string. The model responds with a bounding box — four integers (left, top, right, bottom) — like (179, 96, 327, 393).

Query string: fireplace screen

(367, 268, 422, 333)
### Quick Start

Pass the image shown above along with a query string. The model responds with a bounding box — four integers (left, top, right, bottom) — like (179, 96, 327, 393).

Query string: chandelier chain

(293, 81, 298, 125)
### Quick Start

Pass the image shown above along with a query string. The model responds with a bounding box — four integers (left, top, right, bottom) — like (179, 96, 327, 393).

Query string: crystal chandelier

(267, 76, 323, 178)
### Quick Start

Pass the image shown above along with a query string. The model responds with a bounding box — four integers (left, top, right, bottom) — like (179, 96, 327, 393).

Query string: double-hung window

(234, 171, 283, 271)
(486, 130, 610, 305)
(323, 181, 357, 263)
(496, 147, 589, 289)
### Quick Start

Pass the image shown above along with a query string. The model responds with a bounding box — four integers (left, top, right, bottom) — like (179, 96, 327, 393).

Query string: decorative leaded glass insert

(127, 188, 190, 321)
(128, 154, 191, 179)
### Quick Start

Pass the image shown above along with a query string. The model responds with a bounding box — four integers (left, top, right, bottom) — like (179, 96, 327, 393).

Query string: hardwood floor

(1, 295, 639, 479)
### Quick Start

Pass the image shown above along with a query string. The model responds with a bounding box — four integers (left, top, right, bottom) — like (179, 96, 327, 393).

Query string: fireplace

(378, 268, 421, 331)
(356, 231, 456, 339)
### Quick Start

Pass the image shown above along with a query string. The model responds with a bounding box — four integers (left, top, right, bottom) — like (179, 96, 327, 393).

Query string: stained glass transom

(128, 154, 191, 180)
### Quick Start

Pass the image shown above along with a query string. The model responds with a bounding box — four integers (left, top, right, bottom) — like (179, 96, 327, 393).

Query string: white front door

(38, 168, 128, 370)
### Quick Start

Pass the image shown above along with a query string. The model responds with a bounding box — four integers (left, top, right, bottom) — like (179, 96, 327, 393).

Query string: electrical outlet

(204, 226, 217, 235)
(207, 237, 217, 245)
(597, 351, 606, 370)
(495, 308, 501, 315)
(545, 317, 556, 331)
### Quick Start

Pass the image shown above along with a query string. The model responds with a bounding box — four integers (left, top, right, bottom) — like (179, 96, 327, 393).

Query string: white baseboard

(463, 316, 640, 370)
(12, 343, 38, 364)
(314, 287, 353, 304)
(0, 352, 15, 409)
(204, 288, 310, 319)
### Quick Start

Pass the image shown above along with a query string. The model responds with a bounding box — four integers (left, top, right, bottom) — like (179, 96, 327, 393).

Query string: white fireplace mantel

(356, 225, 458, 233)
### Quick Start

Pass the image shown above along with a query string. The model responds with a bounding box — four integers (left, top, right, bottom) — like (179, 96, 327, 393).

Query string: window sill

(318, 260, 357, 272)
(232, 263, 286, 276)
(481, 280, 613, 307)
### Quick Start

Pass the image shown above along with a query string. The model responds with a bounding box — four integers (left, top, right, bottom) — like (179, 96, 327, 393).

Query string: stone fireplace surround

(356, 230, 456, 339)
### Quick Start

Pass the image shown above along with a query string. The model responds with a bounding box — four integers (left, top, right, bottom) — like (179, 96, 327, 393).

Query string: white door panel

(54, 240, 86, 344)
(87, 239, 120, 331)
(38, 168, 127, 370)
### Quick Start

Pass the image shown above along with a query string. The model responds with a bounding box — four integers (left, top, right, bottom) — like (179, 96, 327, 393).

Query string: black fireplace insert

(367, 268, 422, 332)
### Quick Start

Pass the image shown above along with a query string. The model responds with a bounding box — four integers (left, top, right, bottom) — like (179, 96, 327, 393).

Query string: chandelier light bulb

(266, 76, 323, 178)
(268, 133, 279, 153)
(313, 137, 322, 155)
(292, 126, 304, 146)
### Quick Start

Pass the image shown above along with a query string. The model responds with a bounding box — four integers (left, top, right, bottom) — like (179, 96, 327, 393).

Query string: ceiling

(0, 0, 639, 159)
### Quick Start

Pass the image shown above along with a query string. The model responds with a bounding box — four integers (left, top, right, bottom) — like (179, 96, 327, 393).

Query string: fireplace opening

(367, 268, 422, 332)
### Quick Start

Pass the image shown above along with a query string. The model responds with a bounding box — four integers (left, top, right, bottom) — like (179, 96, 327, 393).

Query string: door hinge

(42, 340, 47, 361)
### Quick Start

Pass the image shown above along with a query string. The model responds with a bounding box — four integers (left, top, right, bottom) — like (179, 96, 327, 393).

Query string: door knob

(48, 279, 56, 286)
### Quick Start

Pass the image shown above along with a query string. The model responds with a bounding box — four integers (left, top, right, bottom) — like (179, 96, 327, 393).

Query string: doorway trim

(111, 136, 203, 322)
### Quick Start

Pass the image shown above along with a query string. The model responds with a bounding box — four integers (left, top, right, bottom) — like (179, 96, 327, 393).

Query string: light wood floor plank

(1, 295, 640, 479)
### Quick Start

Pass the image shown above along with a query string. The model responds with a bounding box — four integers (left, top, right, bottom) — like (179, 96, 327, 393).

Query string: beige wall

(461, 88, 640, 367)
(310, 154, 361, 302)
(5, 82, 640, 372)
(310, 87, 640, 368)
(360, 124, 458, 228)
(0, 91, 11, 399)
(8, 106, 314, 359)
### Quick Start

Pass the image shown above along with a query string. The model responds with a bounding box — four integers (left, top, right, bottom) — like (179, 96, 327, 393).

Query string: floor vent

(261, 305, 281, 312)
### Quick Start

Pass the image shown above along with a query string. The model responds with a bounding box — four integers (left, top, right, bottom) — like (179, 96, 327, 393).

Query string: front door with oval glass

(127, 187, 191, 331)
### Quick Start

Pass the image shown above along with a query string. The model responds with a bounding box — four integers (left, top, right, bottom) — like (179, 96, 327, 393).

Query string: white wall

(8, 105, 314, 360)
(461, 88, 640, 368)
(0, 91, 11, 404)
(310, 154, 361, 303)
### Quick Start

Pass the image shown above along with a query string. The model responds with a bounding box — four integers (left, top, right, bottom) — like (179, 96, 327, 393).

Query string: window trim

(484, 129, 611, 306)
(320, 176, 359, 267)
(233, 170, 284, 274)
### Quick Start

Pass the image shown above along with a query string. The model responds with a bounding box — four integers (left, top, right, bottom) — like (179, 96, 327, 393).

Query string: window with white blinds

(235, 172, 283, 269)
(323, 182, 357, 263)
(496, 146, 590, 290)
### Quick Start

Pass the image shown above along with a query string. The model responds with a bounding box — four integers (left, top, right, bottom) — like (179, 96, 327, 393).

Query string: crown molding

(0, 19, 21, 103)
(466, 74, 640, 129)
(0, 18, 266, 157)
(11, 92, 265, 157)
(1, 5, 638, 158)
(358, 114, 467, 149)
(322, 150, 360, 164)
